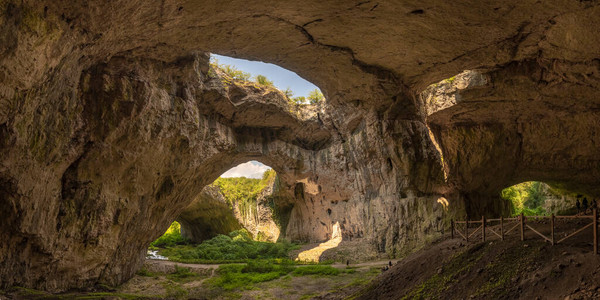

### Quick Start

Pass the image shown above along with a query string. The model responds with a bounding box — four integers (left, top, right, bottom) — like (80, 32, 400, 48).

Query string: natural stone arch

(1, 0, 600, 293)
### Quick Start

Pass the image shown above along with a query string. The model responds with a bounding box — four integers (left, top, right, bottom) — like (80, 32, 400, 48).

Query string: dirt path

(143, 259, 220, 277)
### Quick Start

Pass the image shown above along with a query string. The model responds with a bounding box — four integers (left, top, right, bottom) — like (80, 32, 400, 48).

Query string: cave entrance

(148, 160, 288, 261)
(210, 54, 326, 104)
(500, 181, 595, 216)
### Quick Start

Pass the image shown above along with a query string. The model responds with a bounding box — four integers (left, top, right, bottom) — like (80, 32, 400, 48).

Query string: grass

(205, 261, 294, 291)
(292, 265, 341, 276)
(204, 259, 358, 291)
(135, 267, 158, 277)
(166, 265, 204, 283)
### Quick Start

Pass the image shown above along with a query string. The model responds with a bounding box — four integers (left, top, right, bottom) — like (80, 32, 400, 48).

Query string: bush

(156, 232, 299, 262)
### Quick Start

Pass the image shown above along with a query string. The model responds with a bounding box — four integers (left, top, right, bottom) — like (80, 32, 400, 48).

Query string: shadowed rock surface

(1, 0, 599, 292)
(176, 185, 243, 243)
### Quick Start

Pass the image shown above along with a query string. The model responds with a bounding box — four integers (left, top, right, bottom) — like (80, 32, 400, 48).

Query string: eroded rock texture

(1, 0, 599, 291)
(176, 185, 243, 243)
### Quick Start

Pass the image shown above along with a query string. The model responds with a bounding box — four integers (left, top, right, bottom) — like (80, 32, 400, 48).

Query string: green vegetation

(501, 181, 548, 216)
(212, 169, 276, 219)
(206, 261, 294, 290)
(166, 265, 204, 283)
(209, 59, 251, 81)
(307, 89, 325, 104)
(291, 96, 306, 105)
(283, 87, 294, 99)
(206, 260, 355, 291)
(157, 229, 299, 262)
(208, 56, 325, 107)
(150, 221, 189, 248)
(292, 265, 342, 276)
(255, 74, 274, 87)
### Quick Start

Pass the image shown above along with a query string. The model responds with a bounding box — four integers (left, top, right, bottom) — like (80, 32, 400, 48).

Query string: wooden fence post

(594, 208, 598, 255)
(482, 215, 486, 242)
(520, 213, 525, 241)
(451, 219, 454, 239)
(500, 216, 504, 241)
(466, 219, 469, 243)
(551, 214, 555, 245)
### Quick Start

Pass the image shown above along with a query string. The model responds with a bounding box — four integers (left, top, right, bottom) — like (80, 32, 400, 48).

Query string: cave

(1, 0, 599, 297)
(175, 160, 284, 243)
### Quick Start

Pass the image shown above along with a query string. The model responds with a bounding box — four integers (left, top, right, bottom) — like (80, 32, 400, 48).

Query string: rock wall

(1, 0, 599, 292)
(176, 185, 242, 243)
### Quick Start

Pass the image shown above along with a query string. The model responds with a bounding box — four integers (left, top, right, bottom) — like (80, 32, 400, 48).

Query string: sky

(220, 161, 271, 179)
(211, 54, 320, 98)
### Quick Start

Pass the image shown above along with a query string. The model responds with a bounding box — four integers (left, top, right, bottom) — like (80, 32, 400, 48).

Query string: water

(146, 250, 168, 260)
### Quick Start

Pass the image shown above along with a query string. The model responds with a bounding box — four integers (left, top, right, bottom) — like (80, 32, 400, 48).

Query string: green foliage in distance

(150, 221, 189, 248)
(307, 89, 324, 104)
(255, 74, 274, 87)
(212, 169, 276, 219)
(500, 182, 547, 216)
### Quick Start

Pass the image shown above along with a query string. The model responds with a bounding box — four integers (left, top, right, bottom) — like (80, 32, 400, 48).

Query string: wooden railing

(451, 209, 598, 254)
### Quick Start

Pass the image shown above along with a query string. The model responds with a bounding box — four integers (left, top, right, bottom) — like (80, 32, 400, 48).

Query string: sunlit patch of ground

(296, 222, 343, 262)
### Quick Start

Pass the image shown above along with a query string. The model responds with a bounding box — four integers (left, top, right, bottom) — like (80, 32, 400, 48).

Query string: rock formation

(1, 0, 599, 292)
(177, 175, 282, 243)
(176, 185, 243, 243)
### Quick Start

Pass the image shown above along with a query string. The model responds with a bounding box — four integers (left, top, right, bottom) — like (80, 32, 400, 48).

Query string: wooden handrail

(451, 209, 598, 255)
(468, 225, 483, 239)
(489, 228, 502, 239)
(525, 224, 552, 243)
(504, 222, 520, 235)
(556, 222, 594, 244)
(454, 227, 467, 240)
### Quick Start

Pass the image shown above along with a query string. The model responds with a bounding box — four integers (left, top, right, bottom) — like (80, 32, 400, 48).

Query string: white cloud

(220, 161, 271, 179)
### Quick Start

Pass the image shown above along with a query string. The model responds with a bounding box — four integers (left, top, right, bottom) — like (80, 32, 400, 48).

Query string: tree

(255, 74, 273, 87)
(291, 96, 305, 105)
(307, 89, 324, 104)
(283, 87, 294, 99)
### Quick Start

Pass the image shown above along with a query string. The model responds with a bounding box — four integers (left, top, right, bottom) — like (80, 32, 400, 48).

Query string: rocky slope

(0, 0, 599, 292)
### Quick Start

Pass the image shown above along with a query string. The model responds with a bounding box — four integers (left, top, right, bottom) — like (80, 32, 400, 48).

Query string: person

(576, 198, 581, 214)
(591, 199, 597, 211)
(388, 261, 392, 267)
(346, 260, 350, 266)
(583, 197, 589, 214)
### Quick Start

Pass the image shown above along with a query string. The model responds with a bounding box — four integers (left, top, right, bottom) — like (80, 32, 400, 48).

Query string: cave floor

(3, 220, 598, 299)
(334, 219, 600, 300)
(0, 260, 385, 299)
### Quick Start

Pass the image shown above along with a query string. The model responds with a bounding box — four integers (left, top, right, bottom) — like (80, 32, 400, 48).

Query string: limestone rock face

(177, 185, 242, 243)
(230, 176, 282, 243)
(177, 176, 282, 243)
(1, 0, 599, 292)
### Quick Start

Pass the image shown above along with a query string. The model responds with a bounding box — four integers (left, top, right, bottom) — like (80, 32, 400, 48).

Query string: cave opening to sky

(210, 54, 324, 103)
